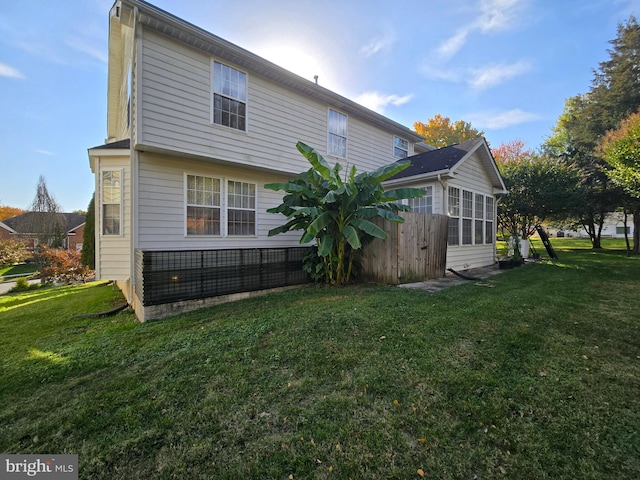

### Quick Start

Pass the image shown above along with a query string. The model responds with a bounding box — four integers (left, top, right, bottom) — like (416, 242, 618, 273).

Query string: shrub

(10, 277, 31, 292)
(36, 246, 92, 284)
(0, 239, 29, 266)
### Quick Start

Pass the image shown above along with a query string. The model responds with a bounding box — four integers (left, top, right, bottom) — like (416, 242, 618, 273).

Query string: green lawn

(1, 240, 639, 479)
(0, 263, 38, 279)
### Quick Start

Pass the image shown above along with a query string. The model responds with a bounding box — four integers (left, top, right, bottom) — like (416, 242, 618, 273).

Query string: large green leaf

(342, 225, 362, 249)
(317, 235, 334, 256)
(297, 142, 333, 180)
(357, 160, 411, 183)
(308, 211, 335, 235)
(264, 182, 305, 193)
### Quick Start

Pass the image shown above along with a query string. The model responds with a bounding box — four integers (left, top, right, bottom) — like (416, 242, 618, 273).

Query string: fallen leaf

(417, 468, 425, 477)
(328, 466, 333, 472)
(418, 438, 427, 444)
(310, 439, 316, 447)
(316, 459, 322, 464)
(380, 336, 387, 340)
(393, 399, 400, 407)
(538, 371, 547, 377)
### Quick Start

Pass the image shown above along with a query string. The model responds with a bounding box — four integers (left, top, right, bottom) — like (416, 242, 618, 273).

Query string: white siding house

(89, 0, 505, 320)
(385, 138, 508, 271)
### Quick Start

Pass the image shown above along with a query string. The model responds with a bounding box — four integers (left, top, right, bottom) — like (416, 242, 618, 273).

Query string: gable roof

(90, 138, 131, 150)
(2, 212, 86, 234)
(385, 137, 508, 193)
(113, 0, 425, 145)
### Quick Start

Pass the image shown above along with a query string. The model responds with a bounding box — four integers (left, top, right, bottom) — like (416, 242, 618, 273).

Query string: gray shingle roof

(390, 138, 484, 181)
(2, 212, 86, 233)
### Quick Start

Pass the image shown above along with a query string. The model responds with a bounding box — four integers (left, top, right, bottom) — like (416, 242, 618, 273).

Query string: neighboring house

(386, 138, 507, 271)
(547, 211, 636, 239)
(0, 212, 86, 252)
(88, 0, 504, 321)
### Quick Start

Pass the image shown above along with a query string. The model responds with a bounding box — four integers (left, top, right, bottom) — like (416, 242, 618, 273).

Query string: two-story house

(89, 0, 506, 321)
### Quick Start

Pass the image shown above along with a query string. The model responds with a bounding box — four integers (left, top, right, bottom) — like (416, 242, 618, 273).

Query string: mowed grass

(1, 239, 639, 479)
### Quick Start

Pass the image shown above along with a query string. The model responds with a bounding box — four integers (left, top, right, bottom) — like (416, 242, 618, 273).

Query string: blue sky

(1, 0, 639, 212)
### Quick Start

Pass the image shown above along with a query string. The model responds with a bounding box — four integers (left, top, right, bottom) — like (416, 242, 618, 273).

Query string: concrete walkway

(399, 263, 508, 292)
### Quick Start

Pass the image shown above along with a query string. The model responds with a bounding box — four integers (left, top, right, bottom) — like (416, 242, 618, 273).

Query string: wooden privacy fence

(360, 213, 449, 284)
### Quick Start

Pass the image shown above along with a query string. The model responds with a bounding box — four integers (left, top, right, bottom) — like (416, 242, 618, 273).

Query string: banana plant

(265, 142, 425, 284)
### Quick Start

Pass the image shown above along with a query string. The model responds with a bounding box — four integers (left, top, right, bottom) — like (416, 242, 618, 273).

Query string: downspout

(438, 174, 447, 213)
(128, 5, 140, 307)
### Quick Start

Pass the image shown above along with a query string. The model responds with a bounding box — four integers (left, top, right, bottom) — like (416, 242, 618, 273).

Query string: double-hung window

(394, 136, 408, 158)
(328, 109, 347, 158)
(462, 190, 473, 245)
(186, 175, 221, 235)
(485, 197, 494, 244)
(447, 187, 460, 246)
(212, 61, 247, 131)
(408, 186, 433, 214)
(101, 170, 122, 236)
(227, 180, 256, 236)
(475, 193, 484, 244)
(186, 175, 256, 236)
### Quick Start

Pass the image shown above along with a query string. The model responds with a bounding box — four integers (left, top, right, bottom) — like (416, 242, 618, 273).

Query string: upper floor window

(328, 109, 347, 158)
(101, 170, 122, 236)
(212, 61, 247, 131)
(394, 136, 408, 158)
(408, 186, 433, 214)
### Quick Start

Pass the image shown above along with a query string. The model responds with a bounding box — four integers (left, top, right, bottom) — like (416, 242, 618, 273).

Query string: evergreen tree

(81, 194, 96, 270)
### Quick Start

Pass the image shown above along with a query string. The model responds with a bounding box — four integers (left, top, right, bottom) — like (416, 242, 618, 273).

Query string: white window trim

(210, 59, 249, 132)
(327, 108, 348, 159)
(100, 168, 124, 237)
(226, 177, 258, 237)
(393, 136, 409, 159)
(184, 172, 222, 237)
(184, 173, 258, 237)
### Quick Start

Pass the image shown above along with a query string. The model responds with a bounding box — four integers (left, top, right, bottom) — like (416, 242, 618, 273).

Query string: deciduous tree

(414, 114, 484, 148)
(0, 205, 24, 221)
(598, 109, 640, 253)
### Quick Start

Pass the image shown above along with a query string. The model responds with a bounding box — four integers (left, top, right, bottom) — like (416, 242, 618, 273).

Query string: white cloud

(354, 92, 413, 113)
(477, 0, 524, 33)
(66, 37, 108, 63)
(361, 30, 396, 58)
(468, 60, 532, 90)
(467, 109, 541, 129)
(436, 0, 528, 59)
(0, 62, 26, 79)
(35, 149, 56, 156)
(420, 64, 460, 82)
(437, 29, 470, 60)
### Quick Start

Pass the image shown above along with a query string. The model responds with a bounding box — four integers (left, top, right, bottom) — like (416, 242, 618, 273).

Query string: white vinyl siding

(442, 152, 497, 270)
(137, 153, 299, 250)
(94, 155, 131, 282)
(138, 29, 413, 177)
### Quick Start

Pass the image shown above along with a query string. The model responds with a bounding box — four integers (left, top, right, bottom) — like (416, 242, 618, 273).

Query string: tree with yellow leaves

(413, 114, 484, 148)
